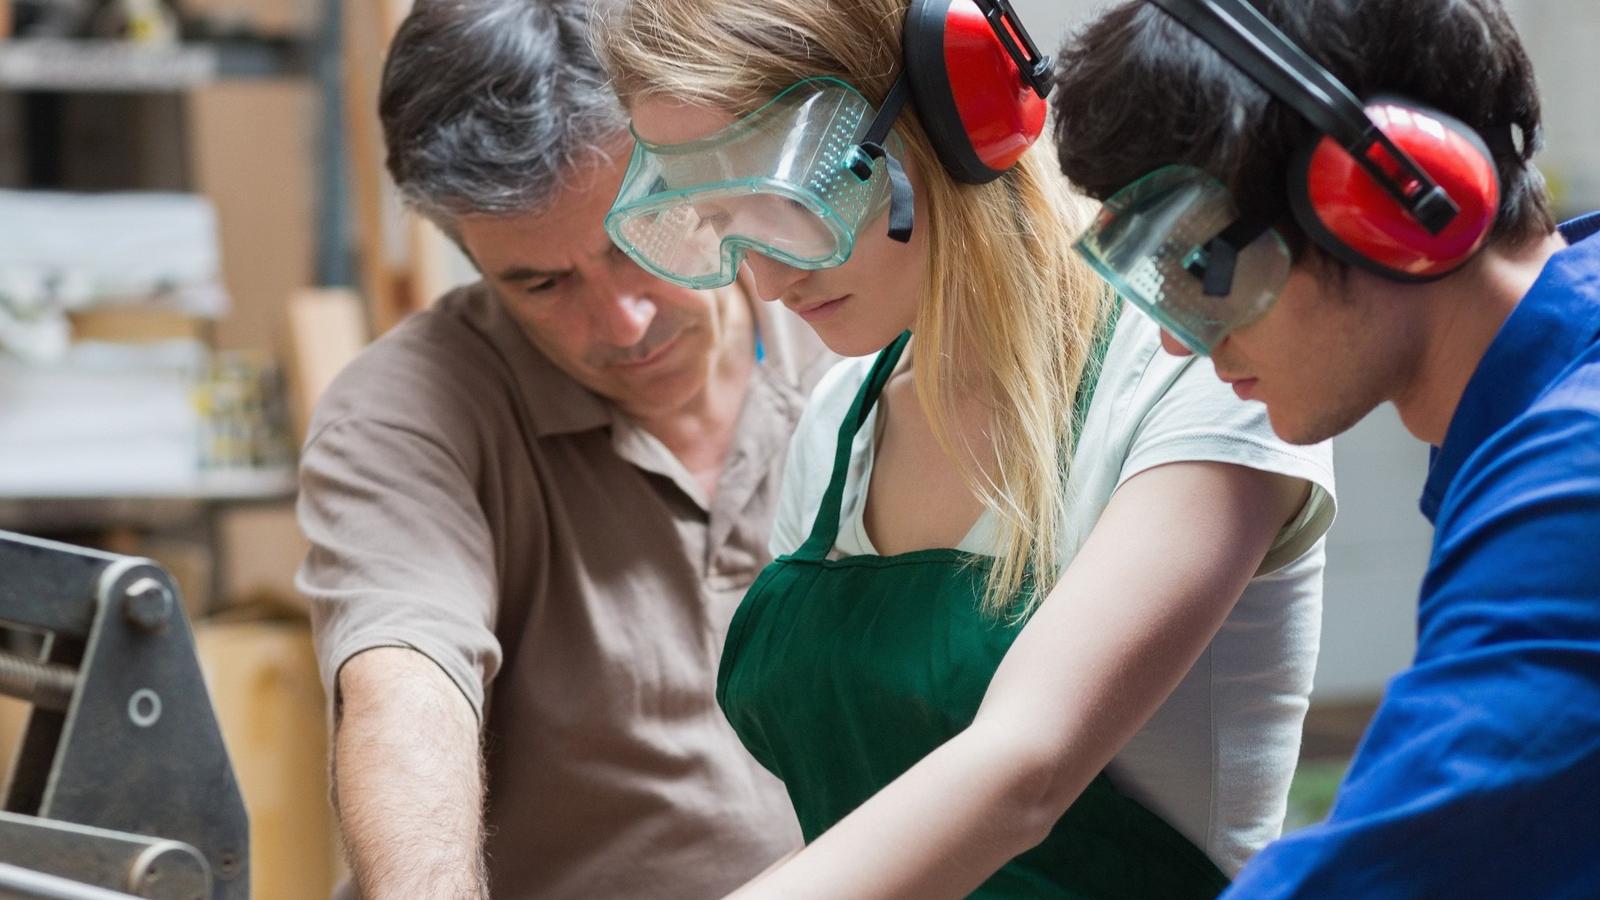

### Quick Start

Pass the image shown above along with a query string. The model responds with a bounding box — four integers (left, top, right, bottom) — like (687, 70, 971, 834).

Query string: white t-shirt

(770, 304, 1337, 875)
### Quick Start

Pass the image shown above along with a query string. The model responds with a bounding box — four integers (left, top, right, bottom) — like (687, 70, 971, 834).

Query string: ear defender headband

(1149, 0, 1501, 281)
(850, 0, 1053, 242)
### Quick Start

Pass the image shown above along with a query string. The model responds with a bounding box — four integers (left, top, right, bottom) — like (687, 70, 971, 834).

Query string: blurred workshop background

(0, 0, 1595, 896)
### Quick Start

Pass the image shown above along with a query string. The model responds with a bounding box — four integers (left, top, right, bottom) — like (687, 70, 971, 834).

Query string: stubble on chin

(1271, 395, 1380, 446)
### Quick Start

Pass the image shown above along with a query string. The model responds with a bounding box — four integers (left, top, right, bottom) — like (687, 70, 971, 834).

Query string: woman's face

(628, 95, 930, 358)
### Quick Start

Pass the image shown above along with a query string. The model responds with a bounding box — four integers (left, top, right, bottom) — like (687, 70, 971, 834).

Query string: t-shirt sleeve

(1117, 352, 1338, 574)
(1224, 404, 1600, 899)
(297, 416, 504, 721)
(768, 357, 870, 558)
(768, 423, 813, 559)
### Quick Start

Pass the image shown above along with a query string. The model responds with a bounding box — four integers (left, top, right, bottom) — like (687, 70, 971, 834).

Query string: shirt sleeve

(1225, 405, 1600, 899)
(768, 358, 867, 558)
(768, 416, 814, 559)
(297, 416, 505, 721)
(1117, 351, 1338, 574)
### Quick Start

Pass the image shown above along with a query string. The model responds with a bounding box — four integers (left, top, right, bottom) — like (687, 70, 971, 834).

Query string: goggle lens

(1075, 165, 1291, 354)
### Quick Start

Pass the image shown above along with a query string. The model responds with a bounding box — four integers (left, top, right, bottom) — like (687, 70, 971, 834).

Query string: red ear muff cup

(904, 0, 1048, 184)
(1288, 100, 1500, 281)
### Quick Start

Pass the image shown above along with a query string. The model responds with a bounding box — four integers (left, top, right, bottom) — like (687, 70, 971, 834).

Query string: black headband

(1149, 0, 1460, 235)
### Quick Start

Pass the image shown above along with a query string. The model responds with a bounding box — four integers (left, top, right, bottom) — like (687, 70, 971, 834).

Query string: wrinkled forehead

(457, 154, 634, 270)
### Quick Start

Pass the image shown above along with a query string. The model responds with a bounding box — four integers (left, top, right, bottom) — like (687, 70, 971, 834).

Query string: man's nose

(1159, 329, 1197, 357)
(595, 292, 657, 347)
(743, 252, 810, 301)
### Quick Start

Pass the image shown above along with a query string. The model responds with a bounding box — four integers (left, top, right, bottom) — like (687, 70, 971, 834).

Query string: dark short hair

(379, 0, 626, 228)
(1051, 0, 1554, 256)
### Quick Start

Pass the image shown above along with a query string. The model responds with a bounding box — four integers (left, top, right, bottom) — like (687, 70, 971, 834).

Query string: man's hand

(333, 646, 488, 899)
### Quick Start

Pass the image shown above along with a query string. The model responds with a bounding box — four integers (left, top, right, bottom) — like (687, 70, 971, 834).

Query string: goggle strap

(1199, 238, 1240, 297)
(1191, 215, 1272, 297)
(857, 73, 910, 157)
(851, 73, 916, 243)
(870, 151, 916, 243)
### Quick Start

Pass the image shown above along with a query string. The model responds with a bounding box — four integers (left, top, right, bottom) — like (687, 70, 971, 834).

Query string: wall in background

(1016, 0, 1600, 216)
(1012, 0, 1599, 699)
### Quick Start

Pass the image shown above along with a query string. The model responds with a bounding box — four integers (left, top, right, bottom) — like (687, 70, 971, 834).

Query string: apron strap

(792, 297, 1118, 561)
(1072, 297, 1121, 436)
(794, 330, 912, 559)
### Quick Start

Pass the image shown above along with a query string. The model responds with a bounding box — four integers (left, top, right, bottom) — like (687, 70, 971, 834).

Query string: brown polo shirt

(297, 281, 828, 898)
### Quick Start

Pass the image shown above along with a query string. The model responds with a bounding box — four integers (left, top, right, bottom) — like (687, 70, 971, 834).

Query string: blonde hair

(598, 0, 1111, 617)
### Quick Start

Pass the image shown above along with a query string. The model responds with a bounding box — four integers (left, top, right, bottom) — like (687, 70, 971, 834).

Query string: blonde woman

(597, 1, 1336, 896)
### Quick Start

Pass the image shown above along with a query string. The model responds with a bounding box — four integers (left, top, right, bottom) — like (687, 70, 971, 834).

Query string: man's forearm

(334, 647, 488, 900)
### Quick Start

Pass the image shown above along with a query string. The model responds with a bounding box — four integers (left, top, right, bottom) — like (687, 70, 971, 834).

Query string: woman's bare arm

(727, 461, 1309, 899)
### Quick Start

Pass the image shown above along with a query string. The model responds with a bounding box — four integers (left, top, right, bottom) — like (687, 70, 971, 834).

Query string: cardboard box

(218, 501, 309, 613)
(185, 80, 318, 360)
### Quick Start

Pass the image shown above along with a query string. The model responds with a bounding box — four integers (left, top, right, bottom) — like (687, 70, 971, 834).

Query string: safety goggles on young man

(1075, 165, 1292, 355)
(605, 77, 909, 291)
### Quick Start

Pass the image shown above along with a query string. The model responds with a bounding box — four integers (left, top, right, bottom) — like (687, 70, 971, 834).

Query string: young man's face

(1162, 254, 1419, 445)
(455, 150, 746, 422)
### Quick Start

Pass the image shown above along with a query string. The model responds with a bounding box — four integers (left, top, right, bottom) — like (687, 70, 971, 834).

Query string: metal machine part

(0, 861, 142, 899)
(0, 530, 249, 900)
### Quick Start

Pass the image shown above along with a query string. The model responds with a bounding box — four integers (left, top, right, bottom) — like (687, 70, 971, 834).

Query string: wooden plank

(284, 287, 368, 443)
(402, 215, 462, 312)
(345, 0, 444, 334)
(69, 306, 204, 344)
(195, 619, 340, 900)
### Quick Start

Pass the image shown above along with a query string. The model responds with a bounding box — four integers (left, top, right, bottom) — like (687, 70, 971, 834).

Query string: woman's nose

(742, 252, 811, 301)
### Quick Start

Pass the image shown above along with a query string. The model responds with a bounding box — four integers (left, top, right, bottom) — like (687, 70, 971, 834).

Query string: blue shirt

(1227, 214, 1600, 899)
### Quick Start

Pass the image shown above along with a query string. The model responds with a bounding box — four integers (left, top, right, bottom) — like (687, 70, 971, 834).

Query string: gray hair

(378, 0, 627, 229)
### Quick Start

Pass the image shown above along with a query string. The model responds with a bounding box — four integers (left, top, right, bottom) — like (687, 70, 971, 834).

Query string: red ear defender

(903, 0, 1050, 184)
(1289, 100, 1501, 281)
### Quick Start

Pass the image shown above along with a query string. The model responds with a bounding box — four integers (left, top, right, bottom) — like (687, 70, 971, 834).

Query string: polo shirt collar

(1420, 213, 1600, 521)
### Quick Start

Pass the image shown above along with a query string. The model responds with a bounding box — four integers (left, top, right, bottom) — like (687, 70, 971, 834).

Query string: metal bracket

(0, 531, 249, 899)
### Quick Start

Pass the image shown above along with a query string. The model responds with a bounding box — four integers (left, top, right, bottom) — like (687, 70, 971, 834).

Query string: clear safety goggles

(605, 76, 911, 291)
(1074, 165, 1292, 354)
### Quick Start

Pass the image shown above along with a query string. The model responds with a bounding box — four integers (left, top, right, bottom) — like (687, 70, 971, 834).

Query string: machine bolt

(123, 577, 174, 632)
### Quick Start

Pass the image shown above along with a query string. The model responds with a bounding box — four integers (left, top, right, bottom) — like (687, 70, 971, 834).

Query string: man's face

(1162, 255, 1418, 445)
(455, 152, 740, 421)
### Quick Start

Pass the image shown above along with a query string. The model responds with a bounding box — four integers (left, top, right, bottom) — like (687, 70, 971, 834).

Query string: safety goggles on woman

(1074, 165, 1292, 355)
(605, 77, 909, 291)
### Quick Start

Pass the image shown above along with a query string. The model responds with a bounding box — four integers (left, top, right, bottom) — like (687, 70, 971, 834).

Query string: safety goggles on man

(605, 76, 910, 291)
(1075, 165, 1292, 355)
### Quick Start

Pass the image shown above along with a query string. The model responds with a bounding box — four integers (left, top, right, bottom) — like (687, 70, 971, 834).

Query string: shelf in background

(0, 467, 297, 532)
(0, 38, 304, 92)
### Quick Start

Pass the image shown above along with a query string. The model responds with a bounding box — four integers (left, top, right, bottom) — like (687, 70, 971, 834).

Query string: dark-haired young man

(1052, 0, 1599, 895)
(295, 0, 822, 896)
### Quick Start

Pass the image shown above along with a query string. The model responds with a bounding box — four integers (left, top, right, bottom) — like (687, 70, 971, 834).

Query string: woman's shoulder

(785, 353, 881, 476)
(770, 353, 882, 557)
(792, 353, 880, 443)
(811, 353, 880, 405)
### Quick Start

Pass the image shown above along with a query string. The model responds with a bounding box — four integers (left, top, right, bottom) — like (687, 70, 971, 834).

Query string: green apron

(717, 330, 1230, 898)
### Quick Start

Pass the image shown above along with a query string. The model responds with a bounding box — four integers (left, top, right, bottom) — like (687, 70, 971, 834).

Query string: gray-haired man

(296, 1, 821, 896)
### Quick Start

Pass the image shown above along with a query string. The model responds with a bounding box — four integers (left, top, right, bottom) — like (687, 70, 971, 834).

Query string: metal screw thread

(0, 650, 77, 711)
